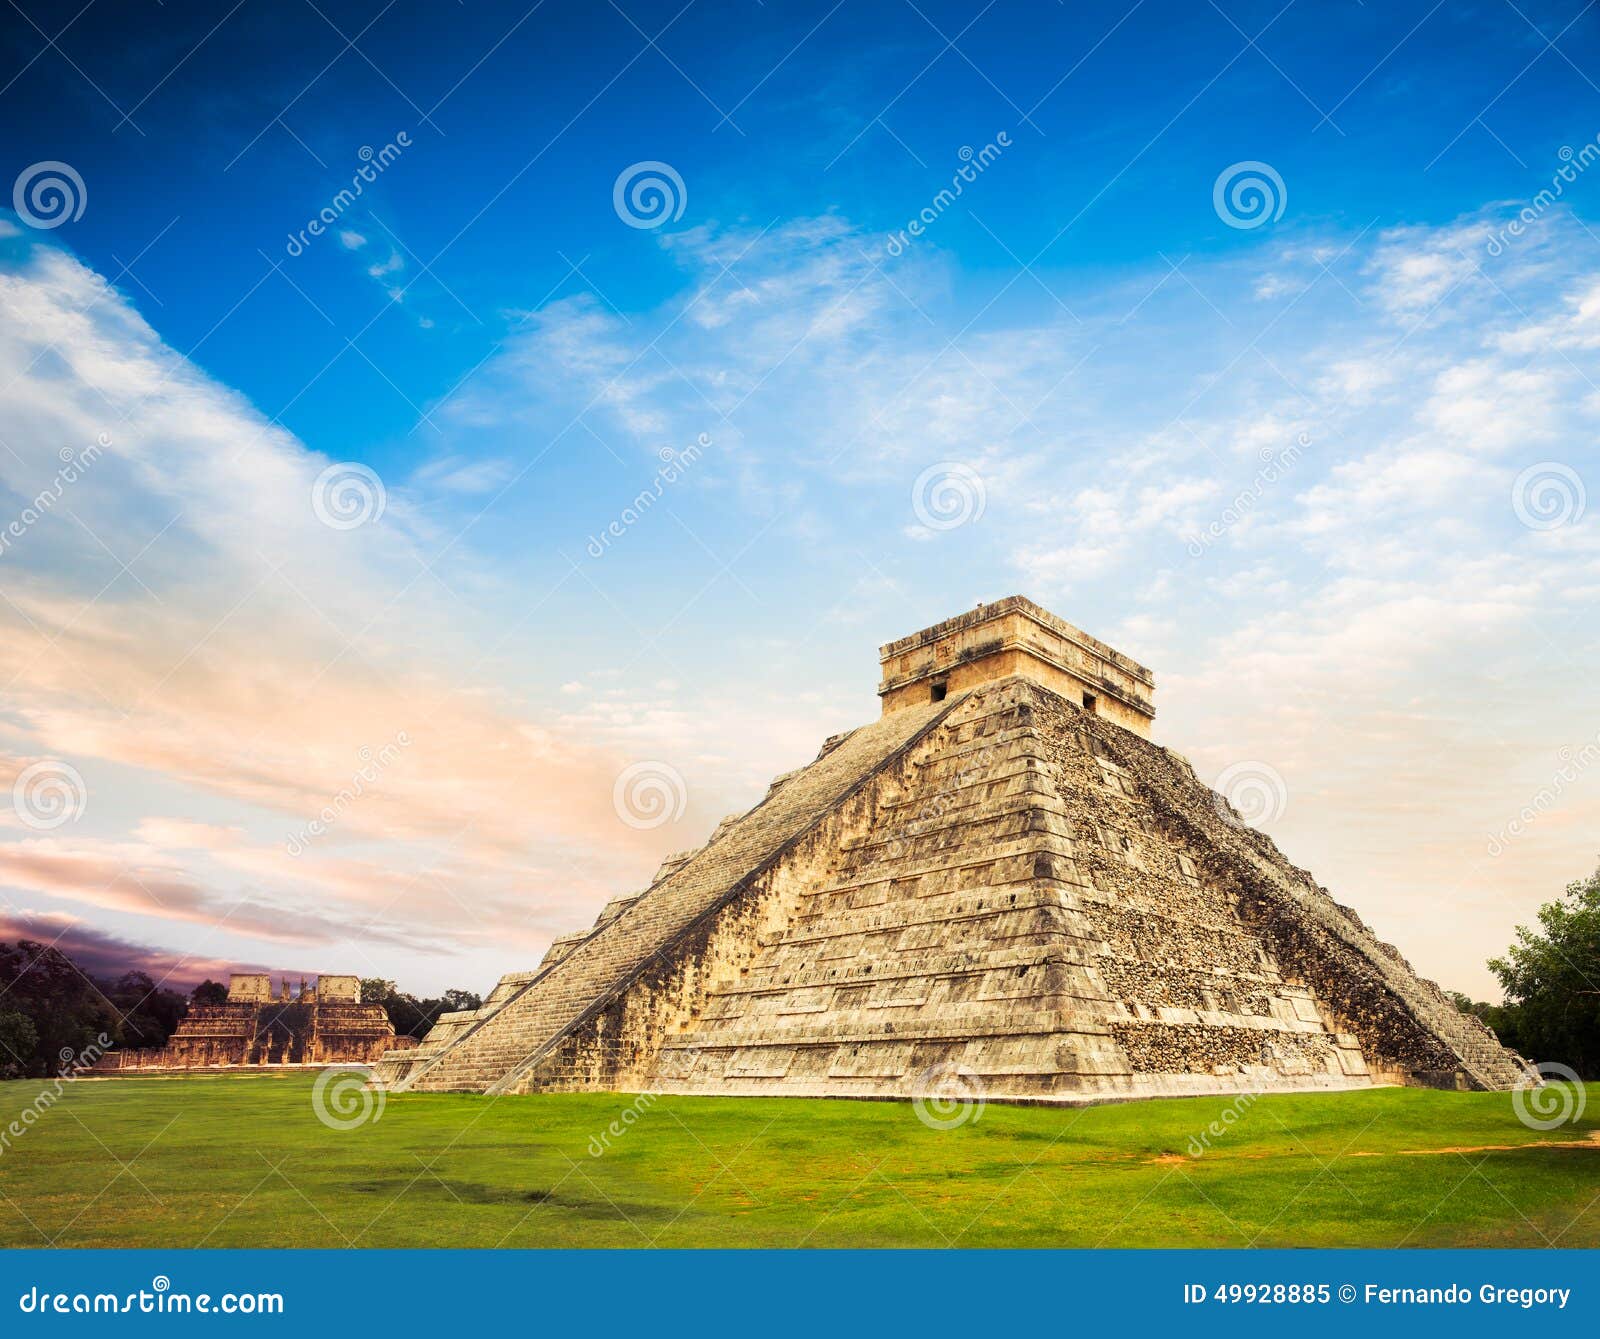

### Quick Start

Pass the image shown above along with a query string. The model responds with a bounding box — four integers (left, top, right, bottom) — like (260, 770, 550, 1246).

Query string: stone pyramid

(372, 597, 1526, 1102)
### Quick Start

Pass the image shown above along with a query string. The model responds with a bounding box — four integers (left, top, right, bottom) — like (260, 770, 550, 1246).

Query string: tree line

(1451, 861, 1600, 1079)
(358, 980, 483, 1039)
(0, 944, 480, 1078)
(0, 863, 1593, 1081)
(0, 944, 195, 1079)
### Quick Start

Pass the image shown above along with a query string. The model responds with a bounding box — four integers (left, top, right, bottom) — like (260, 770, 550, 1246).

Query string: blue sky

(11, 0, 1594, 456)
(0, 0, 1596, 998)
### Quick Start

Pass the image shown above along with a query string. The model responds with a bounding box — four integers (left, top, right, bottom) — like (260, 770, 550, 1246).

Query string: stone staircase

(376, 668, 1531, 1099)
(384, 592, 1540, 1100)
(646, 685, 1375, 1100)
(368, 970, 539, 1088)
(389, 694, 959, 1094)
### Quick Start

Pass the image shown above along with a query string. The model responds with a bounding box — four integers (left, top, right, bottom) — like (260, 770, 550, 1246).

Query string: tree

(0, 941, 121, 1075)
(358, 979, 483, 1039)
(360, 978, 397, 1006)
(360, 979, 420, 1035)
(1489, 861, 1600, 1079)
(0, 1010, 38, 1079)
(102, 971, 189, 1051)
(191, 980, 228, 1006)
(400, 989, 484, 1038)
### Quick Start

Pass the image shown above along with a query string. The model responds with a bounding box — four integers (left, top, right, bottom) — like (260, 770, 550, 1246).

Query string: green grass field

(0, 1075, 1595, 1248)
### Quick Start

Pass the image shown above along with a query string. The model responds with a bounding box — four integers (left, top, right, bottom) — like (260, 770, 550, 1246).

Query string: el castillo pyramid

(371, 597, 1526, 1102)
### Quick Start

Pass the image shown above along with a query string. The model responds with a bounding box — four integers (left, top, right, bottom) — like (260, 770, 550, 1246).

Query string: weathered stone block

(376, 600, 1530, 1103)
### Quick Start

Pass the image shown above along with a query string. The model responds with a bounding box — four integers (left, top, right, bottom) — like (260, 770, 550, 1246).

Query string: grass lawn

(0, 1074, 1595, 1248)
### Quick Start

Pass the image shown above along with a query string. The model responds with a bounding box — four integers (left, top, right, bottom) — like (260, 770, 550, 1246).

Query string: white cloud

(412, 454, 514, 494)
(0, 241, 739, 987)
(4, 198, 1595, 1002)
(427, 202, 1600, 997)
(1364, 221, 1485, 314)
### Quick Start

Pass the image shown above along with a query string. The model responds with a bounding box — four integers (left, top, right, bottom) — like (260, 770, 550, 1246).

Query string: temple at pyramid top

(878, 595, 1156, 735)
(372, 592, 1528, 1102)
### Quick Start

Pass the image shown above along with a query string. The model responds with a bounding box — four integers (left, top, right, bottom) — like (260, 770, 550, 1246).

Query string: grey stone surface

(372, 604, 1528, 1102)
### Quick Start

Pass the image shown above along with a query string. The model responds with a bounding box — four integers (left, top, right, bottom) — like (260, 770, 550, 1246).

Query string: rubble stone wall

(1047, 692, 1528, 1091)
(95, 991, 403, 1072)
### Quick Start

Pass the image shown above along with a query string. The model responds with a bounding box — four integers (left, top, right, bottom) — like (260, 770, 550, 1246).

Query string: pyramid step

(377, 601, 1527, 1101)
